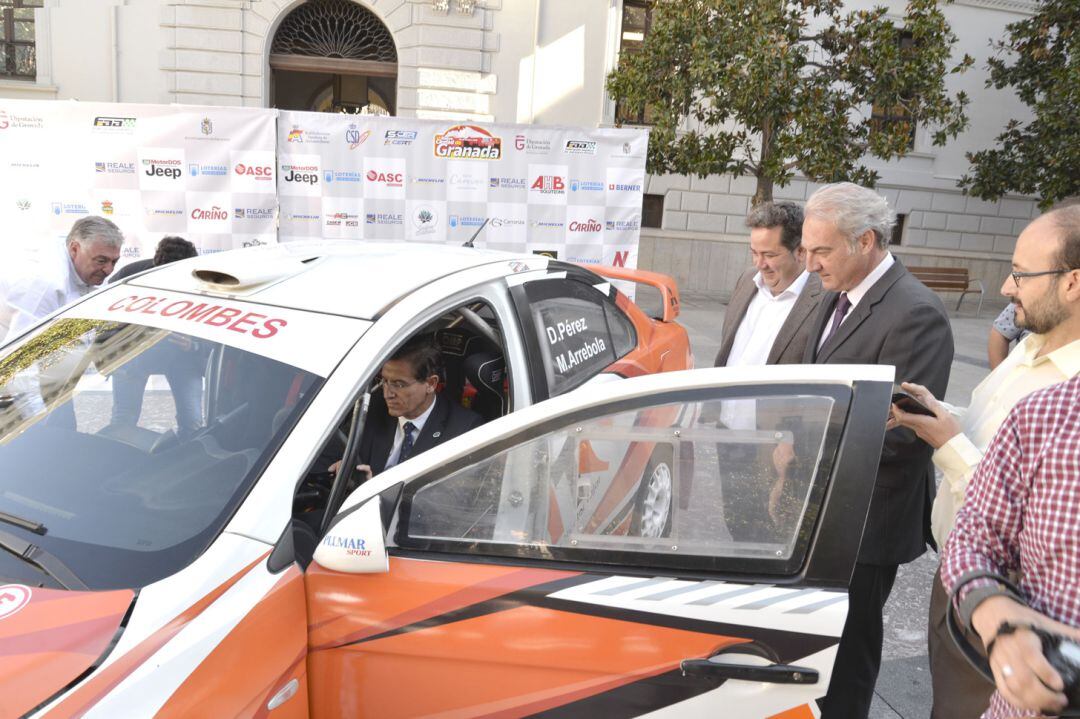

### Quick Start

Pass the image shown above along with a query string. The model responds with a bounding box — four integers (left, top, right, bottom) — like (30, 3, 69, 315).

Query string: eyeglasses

(1010, 269, 1068, 287)
(377, 377, 421, 393)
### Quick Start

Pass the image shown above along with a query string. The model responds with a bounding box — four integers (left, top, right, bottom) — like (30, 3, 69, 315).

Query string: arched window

(270, 0, 398, 115)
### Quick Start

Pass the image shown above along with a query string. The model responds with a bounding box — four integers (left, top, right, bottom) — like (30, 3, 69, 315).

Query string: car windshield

(0, 317, 323, 590)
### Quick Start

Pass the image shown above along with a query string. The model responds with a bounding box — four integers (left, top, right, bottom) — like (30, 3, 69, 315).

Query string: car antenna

(462, 218, 489, 248)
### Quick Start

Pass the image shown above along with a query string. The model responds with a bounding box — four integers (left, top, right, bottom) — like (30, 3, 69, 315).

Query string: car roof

(123, 240, 549, 320)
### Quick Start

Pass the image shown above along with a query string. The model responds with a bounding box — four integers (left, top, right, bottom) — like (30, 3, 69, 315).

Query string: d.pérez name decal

(545, 316, 606, 375)
(107, 295, 287, 339)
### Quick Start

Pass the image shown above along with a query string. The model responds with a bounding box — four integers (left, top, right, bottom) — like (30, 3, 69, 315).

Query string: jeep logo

(284, 170, 318, 184)
(145, 164, 181, 179)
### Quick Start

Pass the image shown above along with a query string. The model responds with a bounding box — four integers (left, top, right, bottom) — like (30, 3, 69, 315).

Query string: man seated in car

(331, 340, 484, 482)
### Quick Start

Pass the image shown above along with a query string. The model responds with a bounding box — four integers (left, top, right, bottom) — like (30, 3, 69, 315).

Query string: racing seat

(463, 351, 507, 422)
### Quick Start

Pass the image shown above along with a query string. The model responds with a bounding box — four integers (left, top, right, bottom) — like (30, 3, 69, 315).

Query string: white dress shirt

(721, 271, 810, 430)
(4, 253, 91, 343)
(385, 395, 438, 469)
(727, 270, 811, 368)
(817, 252, 895, 349)
(930, 334, 1080, 546)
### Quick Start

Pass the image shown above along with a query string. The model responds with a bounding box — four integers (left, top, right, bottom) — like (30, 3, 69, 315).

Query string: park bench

(907, 266, 985, 317)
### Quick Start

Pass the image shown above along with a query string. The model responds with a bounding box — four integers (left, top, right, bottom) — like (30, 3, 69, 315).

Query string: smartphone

(891, 385, 935, 417)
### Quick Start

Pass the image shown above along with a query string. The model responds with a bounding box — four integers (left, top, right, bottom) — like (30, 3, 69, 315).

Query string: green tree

(960, 0, 1079, 210)
(606, 0, 973, 205)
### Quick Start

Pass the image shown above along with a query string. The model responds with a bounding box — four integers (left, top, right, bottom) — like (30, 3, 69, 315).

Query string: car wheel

(631, 446, 673, 538)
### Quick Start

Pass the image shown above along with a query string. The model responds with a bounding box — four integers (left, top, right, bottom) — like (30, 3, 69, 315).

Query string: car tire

(630, 445, 673, 538)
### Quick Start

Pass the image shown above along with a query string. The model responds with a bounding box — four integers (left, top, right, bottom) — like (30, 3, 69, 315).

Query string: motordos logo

(282, 163, 319, 185)
(434, 125, 502, 160)
(143, 158, 182, 180)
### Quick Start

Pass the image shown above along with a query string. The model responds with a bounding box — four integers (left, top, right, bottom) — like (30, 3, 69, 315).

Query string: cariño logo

(434, 124, 502, 160)
(191, 206, 228, 221)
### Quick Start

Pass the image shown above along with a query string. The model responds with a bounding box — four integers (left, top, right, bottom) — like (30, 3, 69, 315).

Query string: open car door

(305, 365, 893, 719)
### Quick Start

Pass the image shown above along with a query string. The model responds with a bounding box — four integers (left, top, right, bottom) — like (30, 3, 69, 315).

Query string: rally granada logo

(234, 162, 273, 180)
(191, 206, 228, 221)
(0, 585, 31, 620)
(434, 125, 502, 160)
(366, 169, 404, 187)
(531, 175, 565, 193)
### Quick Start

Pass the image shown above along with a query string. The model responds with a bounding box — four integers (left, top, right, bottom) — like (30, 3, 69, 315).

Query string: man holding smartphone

(892, 204, 1080, 718)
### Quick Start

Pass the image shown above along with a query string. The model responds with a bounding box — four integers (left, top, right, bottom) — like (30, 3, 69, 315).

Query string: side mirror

(313, 495, 389, 574)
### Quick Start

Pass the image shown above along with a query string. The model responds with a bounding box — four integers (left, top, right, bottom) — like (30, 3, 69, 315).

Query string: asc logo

(143, 158, 182, 179)
(366, 170, 403, 187)
(234, 163, 273, 180)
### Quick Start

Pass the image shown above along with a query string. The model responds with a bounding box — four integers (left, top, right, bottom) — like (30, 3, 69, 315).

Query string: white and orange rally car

(0, 242, 889, 718)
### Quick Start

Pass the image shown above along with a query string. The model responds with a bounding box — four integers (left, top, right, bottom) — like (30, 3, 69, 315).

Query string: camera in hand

(1037, 626, 1080, 708)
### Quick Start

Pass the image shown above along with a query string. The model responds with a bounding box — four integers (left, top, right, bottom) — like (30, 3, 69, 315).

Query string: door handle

(680, 657, 819, 685)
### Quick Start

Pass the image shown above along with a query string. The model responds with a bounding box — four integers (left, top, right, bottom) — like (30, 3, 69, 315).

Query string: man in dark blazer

(801, 183, 954, 718)
(336, 340, 484, 481)
(714, 201, 824, 368)
(712, 202, 824, 541)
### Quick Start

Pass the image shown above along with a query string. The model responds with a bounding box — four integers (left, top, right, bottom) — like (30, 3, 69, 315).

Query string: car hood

(0, 584, 134, 718)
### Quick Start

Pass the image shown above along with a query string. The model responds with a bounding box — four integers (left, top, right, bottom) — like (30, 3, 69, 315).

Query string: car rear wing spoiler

(589, 265, 681, 322)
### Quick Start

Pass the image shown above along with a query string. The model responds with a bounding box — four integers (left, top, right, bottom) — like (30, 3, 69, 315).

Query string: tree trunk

(753, 174, 774, 207)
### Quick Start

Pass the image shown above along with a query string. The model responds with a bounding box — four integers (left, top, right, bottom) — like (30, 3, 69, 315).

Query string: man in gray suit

(714, 201, 824, 368)
(801, 183, 954, 718)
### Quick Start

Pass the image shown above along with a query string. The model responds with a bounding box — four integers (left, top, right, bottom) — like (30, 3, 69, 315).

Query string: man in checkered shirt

(941, 374, 1080, 718)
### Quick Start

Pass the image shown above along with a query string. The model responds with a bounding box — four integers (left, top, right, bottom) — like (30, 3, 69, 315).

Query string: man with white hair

(801, 182, 954, 717)
(3, 216, 124, 343)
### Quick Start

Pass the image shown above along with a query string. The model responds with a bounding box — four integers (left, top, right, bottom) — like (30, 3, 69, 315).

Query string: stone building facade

(0, 0, 1042, 303)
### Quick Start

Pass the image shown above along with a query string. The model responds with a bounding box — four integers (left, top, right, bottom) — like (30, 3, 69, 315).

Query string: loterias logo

(143, 158, 182, 179)
(434, 124, 502, 160)
(365, 169, 403, 188)
(234, 162, 273, 180)
(346, 124, 370, 149)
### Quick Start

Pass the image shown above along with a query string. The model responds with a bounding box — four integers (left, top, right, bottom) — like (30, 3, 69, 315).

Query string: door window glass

(398, 387, 847, 575)
(521, 278, 637, 397)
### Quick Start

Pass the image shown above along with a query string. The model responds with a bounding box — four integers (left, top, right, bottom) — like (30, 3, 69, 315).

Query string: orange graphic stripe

(44, 551, 270, 718)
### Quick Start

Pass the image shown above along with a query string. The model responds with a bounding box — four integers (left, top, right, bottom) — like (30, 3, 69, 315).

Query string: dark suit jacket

(109, 258, 155, 283)
(359, 391, 484, 476)
(714, 270, 824, 367)
(804, 259, 953, 565)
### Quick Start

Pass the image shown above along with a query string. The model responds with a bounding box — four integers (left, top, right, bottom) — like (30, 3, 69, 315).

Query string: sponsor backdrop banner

(0, 99, 646, 330)
(276, 111, 648, 269)
(0, 99, 278, 276)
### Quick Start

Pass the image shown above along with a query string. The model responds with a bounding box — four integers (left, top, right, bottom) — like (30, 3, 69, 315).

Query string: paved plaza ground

(675, 290, 1003, 719)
